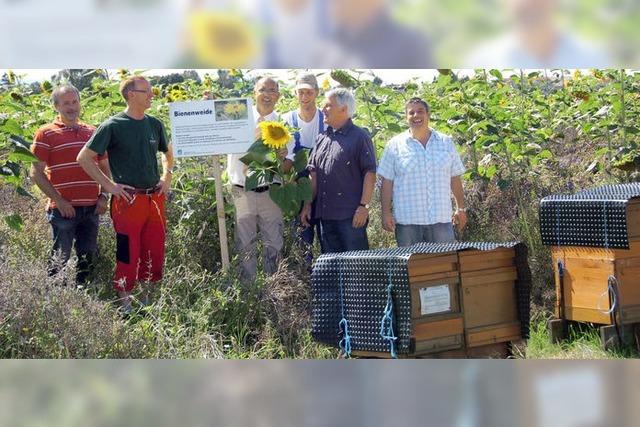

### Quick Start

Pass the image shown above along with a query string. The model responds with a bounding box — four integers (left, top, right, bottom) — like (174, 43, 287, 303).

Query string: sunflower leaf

(239, 140, 270, 166)
(297, 177, 312, 202)
(293, 149, 308, 174)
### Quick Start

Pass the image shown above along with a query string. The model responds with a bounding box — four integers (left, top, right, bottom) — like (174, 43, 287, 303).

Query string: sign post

(169, 98, 255, 272)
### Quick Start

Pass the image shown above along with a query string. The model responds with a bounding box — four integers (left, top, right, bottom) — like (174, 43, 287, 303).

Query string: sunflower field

(0, 68, 639, 359)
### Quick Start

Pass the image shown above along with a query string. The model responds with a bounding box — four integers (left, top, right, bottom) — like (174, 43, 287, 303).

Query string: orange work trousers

(110, 192, 166, 292)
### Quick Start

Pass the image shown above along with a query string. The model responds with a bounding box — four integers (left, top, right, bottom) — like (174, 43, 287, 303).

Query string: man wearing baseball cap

(283, 73, 325, 263)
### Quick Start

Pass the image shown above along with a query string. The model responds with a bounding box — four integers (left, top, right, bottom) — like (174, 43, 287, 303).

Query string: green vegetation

(1, 68, 639, 358)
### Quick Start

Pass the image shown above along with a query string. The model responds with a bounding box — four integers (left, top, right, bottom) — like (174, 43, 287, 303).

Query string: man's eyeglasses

(257, 88, 279, 94)
(131, 89, 151, 94)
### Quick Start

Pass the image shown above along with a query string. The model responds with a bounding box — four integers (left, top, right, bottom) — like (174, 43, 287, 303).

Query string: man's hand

(352, 206, 369, 228)
(108, 182, 135, 203)
(202, 91, 214, 100)
(300, 202, 312, 227)
(56, 198, 76, 218)
(382, 211, 396, 233)
(276, 148, 288, 160)
(453, 209, 467, 231)
(158, 174, 172, 196)
(95, 195, 109, 215)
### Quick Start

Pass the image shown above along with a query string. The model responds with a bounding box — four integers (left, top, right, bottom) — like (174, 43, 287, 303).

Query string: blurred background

(0, 0, 638, 68)
(0, 360, 637, 427)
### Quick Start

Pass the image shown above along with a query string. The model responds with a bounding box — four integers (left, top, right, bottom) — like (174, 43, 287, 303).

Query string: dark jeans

(47, 205, 99, 285)
(319, 218, 369, 254)
(395, 222, 455, 247)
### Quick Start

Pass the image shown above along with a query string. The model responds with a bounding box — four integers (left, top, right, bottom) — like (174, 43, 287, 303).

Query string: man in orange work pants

(78, 76, 174, 314)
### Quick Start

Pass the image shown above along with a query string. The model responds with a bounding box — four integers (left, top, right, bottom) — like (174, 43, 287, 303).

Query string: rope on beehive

(337, 264, 352, 357)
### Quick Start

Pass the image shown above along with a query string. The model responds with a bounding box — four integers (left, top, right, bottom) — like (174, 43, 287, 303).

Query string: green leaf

(293, 149, 308, 174)
(297, 177, 312, 202)
(269, 183, 302, 218)
(244, 168, 266, 191)
(386, 122, 402, 133)
(239, 140, 270, 165)
(4, 214, 23, 231)
(1, 119, 22, 136)
(8, 146, 38, 163)
(489, 69, 503, 80)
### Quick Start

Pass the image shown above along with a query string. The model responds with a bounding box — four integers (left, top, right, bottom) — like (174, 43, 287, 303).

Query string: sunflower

(224, 102, 246, 117)
(189, 12, 257, 67)
(258, 121, 291, 150)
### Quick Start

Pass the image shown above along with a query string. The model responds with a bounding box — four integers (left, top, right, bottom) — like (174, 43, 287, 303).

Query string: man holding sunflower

(227, 76, 287, 282)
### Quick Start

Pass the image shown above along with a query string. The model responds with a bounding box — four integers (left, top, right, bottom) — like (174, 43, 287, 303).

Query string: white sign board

(419, 284, 451, 315)
(169, 98, 255, 158)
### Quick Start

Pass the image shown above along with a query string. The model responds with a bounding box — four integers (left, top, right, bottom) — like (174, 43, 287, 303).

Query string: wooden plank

(555, 242, 640, 261)
(564, 306, 611, 324)
(562, 258, 613, 309)
(614, 258, 640, 306)
(466, 342, 510, 358)
(412, 316, 464, 341)
(461, 280, 519, 328)
(460, 267, 518, 287)
(410, 277, 460, 319)
(548, 318, 567, 344)
(466, 322, 521, 347)
(620, 305, 640, 323)
(351, 350, 395, 359)
(416, 347, 467, 359)
(458, 248, 515, 272)
(408, 270, 457, 283)
(412, 334, 463, 355)
(407, 253, 457, 277)
(458, 256, 515, 273)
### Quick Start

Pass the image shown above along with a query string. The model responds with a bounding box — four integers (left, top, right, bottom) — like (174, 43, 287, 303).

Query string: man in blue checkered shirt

(377, 97, 467, 246)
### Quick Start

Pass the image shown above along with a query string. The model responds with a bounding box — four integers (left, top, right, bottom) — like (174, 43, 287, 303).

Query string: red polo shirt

(31, 118, 105, 209)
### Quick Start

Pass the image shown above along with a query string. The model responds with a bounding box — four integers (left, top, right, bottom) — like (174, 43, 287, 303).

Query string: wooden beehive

(551, 239, 640, 325)
(350, 246, 524, 358)
(311, 241, 532, 359)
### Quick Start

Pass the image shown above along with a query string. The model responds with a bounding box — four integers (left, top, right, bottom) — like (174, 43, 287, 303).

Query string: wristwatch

(456, 207, 467, 213)
(359, 203, 370, 209)
(98, 192, 109, 200)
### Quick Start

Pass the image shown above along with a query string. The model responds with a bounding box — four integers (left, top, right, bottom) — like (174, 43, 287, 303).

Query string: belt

(126, 185, 160, 195)
(235, 184, 271, 193)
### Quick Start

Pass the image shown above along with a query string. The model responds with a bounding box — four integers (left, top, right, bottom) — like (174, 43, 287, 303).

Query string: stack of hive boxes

(540, 184, 640, 329)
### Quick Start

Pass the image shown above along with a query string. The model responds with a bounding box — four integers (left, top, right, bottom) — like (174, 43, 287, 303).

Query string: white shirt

(284, 108, 322, 161)
(377, 129, 465, 225)
(227, 107, 279, 187)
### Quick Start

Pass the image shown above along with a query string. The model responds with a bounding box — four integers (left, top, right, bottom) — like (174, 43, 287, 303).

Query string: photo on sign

(215, 99, 249, 121)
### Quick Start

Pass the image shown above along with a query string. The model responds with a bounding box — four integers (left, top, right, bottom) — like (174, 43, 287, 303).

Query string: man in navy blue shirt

(301, 88, 376, 253)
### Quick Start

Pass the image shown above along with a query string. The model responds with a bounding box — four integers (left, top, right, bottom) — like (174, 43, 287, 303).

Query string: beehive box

(551, 239, 640, 325)
(540, 184, 640, 327)
(311, 242, 531, 358)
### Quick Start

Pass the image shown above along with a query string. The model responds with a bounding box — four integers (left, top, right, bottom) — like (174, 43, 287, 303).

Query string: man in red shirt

(30, 84, 110, 285)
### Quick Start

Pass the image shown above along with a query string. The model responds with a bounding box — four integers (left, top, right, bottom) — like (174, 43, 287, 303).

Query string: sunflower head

(258, 121, 291, 150)
(189, 12, 257, 67)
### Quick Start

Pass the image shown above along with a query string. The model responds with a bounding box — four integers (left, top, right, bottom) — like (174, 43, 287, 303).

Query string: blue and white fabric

(377, 129, 465, 225)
